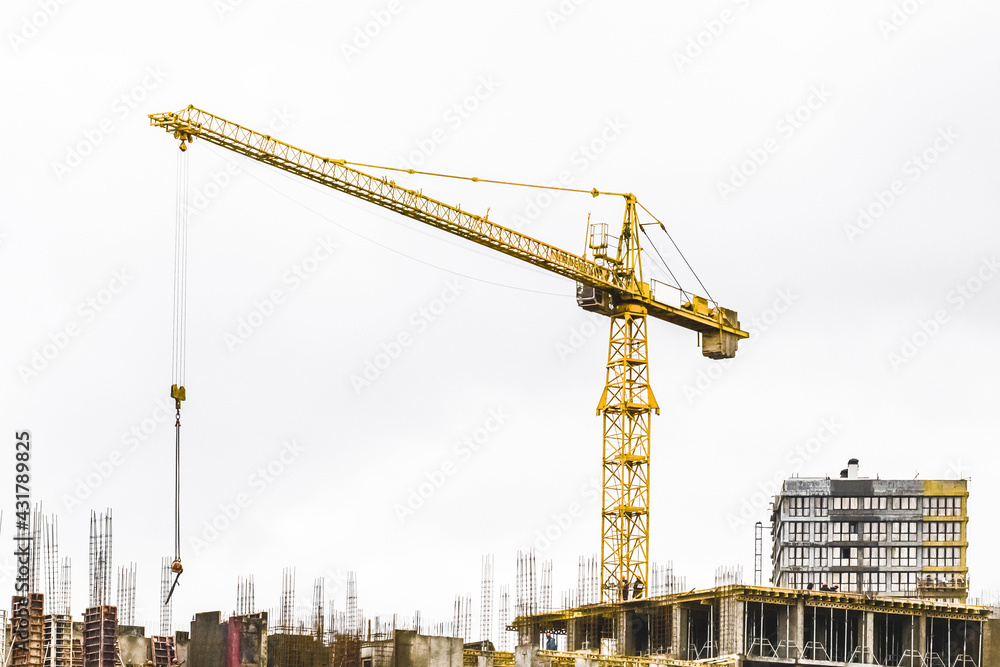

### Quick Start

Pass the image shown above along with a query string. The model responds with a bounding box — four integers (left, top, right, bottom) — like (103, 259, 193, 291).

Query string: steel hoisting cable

(167, 145, 189, 602)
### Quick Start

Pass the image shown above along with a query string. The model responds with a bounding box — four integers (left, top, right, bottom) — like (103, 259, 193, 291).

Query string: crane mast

(150, 105, 748, 603)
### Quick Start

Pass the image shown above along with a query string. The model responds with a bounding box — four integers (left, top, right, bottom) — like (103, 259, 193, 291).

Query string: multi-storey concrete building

(513, 584, 996, 666)
(770, 459, 969, 601)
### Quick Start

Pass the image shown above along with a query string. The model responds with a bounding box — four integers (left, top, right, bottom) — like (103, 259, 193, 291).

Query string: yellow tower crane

(150, 105, 749, 603)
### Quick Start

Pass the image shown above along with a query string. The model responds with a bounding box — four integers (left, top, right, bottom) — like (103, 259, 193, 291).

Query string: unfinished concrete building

(770, 459, 970, 601)
(511, 584, 997, 666)
(361, 630, 463, 667)
(188, 611, 268, 667)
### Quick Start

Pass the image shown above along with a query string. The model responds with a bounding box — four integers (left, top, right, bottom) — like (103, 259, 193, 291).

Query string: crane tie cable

(635, 201, 714, 305)
(339, 160, 629, 199)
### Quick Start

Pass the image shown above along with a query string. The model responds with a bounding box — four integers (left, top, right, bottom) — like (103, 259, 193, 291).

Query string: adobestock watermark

(682, 288, 798, 405)
(212, 0, 249, 20)
(520, 478, 600, 553)
(672, 0, 758, 73)
(17, 269, 133, 384)
(947, 457, 973, 480)
(843, 126, 958, 243)
(877, 0, 930, 40)
(224, 235, 339, 351)
(544, 0, 590, 30)
(717, 85, 832, 202)
(321, 566, 353, 598)
(7, 0, 71, 53)
(397, 76, 501, 171)
(60, 448, 124, 513)
(188, 107, 294, 219)
(340, 0, 404, 63)
(887, 255, 998, 371)
(726, 417, 844, 531)
(350, 277, 466, 393)
(51, 66, 168, 182)
(393, 408, 511, 524)
(507, 117, 628, 229)
(554, 318, 601, 362)
(191, 439, 305, 554)
(59, 395, 178, 511)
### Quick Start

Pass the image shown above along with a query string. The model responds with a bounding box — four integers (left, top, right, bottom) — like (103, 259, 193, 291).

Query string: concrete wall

(190, 611, 227, 667)
(176, 630, 191, 666)
(982, 616, 1000, 666)
(117, 624, 149, 666)
(393, 630, 463, 667)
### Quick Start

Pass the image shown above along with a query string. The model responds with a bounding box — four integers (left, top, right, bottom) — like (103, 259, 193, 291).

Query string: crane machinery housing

(150, 105, 749, 604)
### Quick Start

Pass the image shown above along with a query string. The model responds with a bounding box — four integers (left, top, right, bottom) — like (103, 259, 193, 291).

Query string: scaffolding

(753, 522, 763, 586)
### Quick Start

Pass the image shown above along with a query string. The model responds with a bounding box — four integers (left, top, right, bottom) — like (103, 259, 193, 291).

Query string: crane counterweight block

(701, 306, 741, 359)
(576, 283, 615, 317)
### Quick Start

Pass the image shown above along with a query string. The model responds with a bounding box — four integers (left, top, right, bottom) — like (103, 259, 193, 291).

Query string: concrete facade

(770, 459, 970, 601)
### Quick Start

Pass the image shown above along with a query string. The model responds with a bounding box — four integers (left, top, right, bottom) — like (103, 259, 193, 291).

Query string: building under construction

(511, 584, 999, 666)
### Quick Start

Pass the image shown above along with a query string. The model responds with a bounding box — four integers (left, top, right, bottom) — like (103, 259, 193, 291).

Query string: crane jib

(149, 106, 748, 356)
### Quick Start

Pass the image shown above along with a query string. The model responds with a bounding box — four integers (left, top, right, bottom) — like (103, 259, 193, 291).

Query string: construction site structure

(11, 593, 45, 667)
(149, 106, 749, 604)
(512, 583, 996, 666)
(43, 614, 74, 667)
(82, 606, 116, 667)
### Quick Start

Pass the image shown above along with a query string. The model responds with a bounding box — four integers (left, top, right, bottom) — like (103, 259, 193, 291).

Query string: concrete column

(566, 619, 578, 652)
(670, 606, 681, 657)
(514, 645, 537, 667)
(674, 607, 688, 660)
(916, 613, 927, 658)
(864, 611, 875, 661)
(617, 611, 632, 656)
(517, 622, 541, 649)
(731, 599, 745, 656)
(792, 599, 805, 652)
(718, 598, 740, 656)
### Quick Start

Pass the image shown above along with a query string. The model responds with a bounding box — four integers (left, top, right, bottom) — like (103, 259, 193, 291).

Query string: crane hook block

(170, 384, 186, 406)
(171, 559, 183, 574)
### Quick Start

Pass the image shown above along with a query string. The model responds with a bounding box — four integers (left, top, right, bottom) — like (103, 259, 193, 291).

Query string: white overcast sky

(2, 0, 999, 637)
